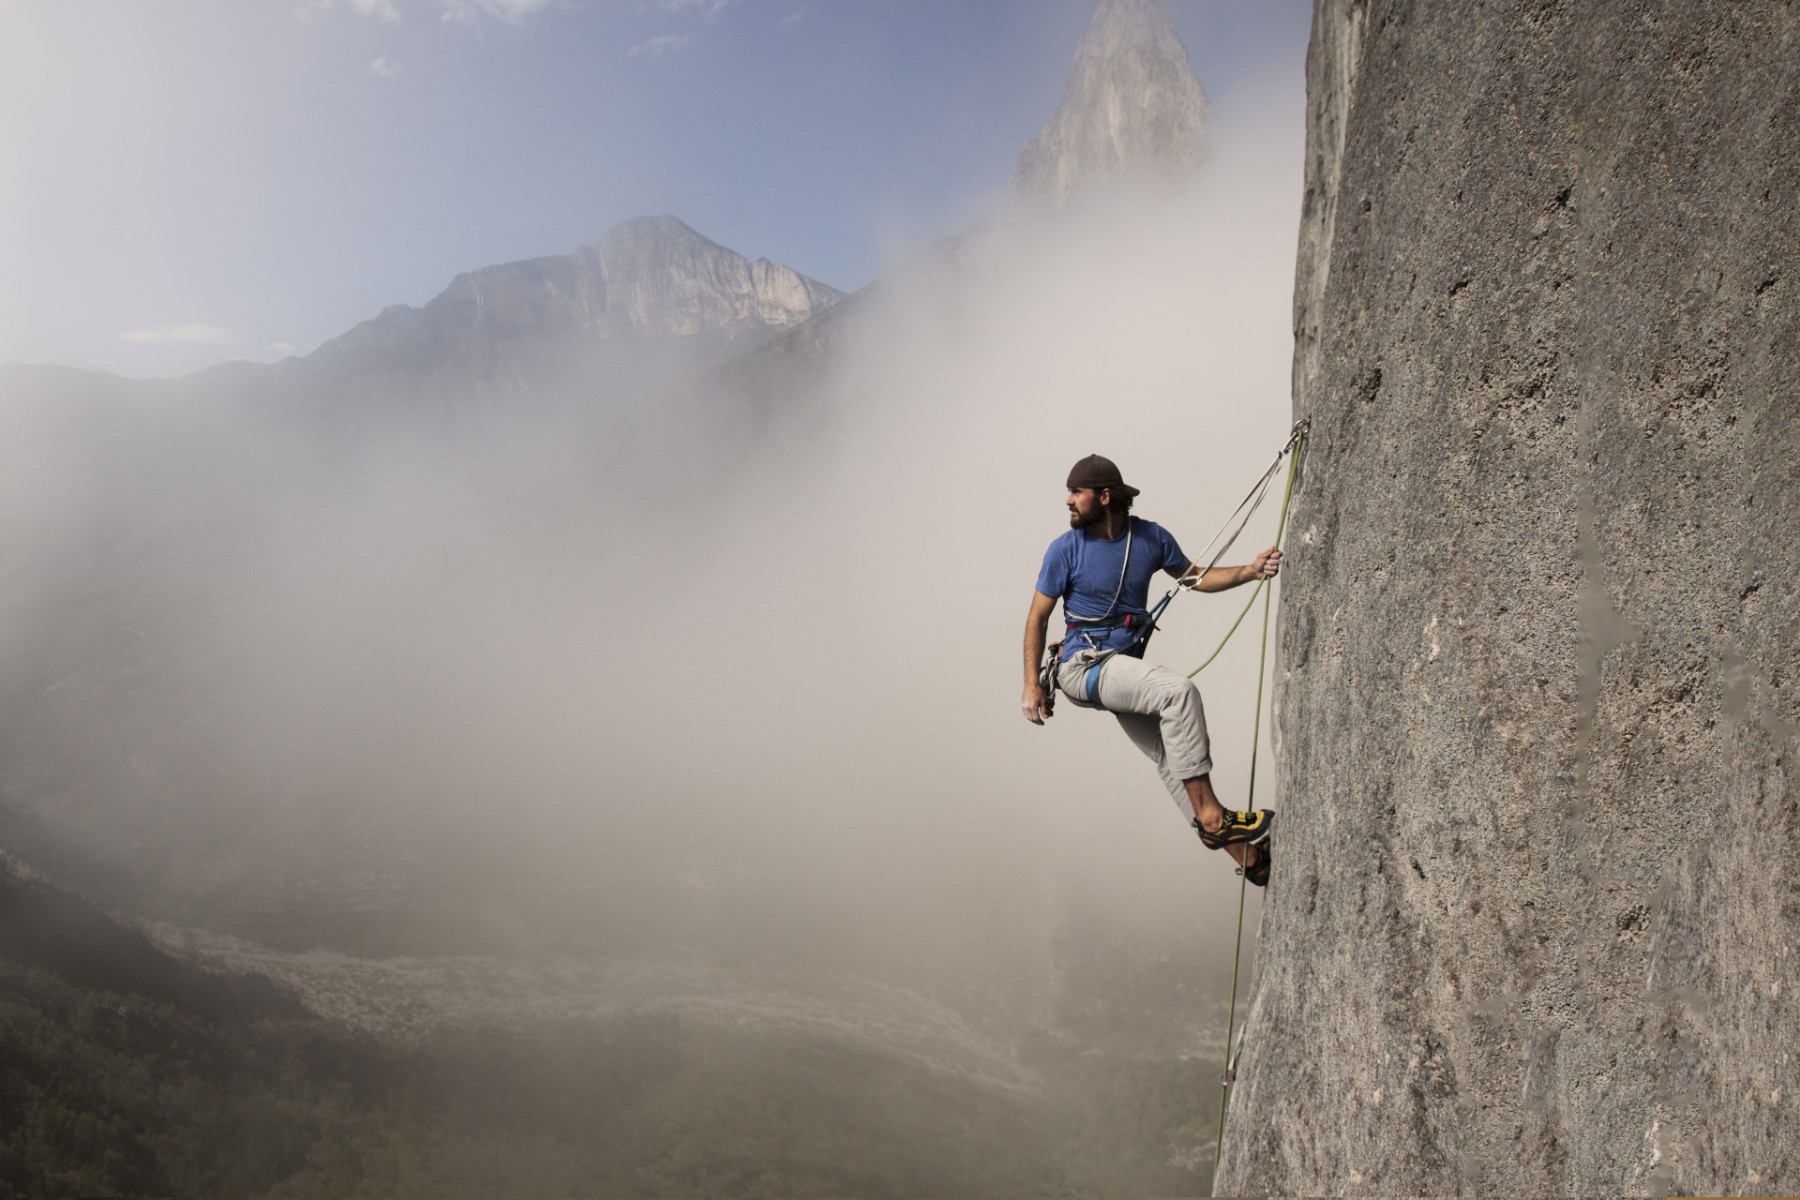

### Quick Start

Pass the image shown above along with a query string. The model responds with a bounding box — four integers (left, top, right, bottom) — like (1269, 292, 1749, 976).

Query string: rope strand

(1208, 422, 1307, 1196)
(1189, 421, 1308, 678)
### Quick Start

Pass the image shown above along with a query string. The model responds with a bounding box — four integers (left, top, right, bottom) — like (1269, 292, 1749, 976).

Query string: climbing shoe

(1191, 808, 1275, 850)
(1240, 841, 1271, 888)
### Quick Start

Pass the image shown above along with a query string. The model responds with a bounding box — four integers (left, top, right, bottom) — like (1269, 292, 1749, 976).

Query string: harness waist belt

(1065, 612, 1148, 633)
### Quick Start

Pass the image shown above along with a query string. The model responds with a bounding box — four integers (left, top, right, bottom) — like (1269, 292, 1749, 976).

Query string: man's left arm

(1169, 546, 1282, 593)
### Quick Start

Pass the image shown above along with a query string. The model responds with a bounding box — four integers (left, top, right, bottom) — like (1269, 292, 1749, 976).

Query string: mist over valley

(0, 2, 1309, 1192)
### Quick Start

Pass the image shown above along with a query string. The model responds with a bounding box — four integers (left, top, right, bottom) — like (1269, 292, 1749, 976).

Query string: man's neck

(1090, 511, 1128, 540)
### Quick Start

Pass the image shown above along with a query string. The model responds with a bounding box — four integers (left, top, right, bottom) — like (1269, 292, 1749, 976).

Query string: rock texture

(1219, 2, 1799, 1195)
(1008, 0, 1208, 211)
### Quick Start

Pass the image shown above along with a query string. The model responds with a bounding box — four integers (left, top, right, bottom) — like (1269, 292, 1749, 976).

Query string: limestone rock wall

(1219, 3, 1798, 1194)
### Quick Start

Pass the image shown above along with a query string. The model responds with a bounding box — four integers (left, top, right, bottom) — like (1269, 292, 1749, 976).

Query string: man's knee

(1143, 667, 1198, 710)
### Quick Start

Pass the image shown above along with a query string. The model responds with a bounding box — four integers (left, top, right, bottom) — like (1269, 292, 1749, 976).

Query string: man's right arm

(1021, 590, 1058, 725)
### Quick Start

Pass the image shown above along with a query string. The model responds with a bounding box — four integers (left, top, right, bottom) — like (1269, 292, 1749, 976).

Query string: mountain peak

(1008, 0, 1209, 211)
(301, 217, 843, 381)
(1080, 0, 1183, 55)
(595, 214, 718, 252)
(581, 215, 843, 340)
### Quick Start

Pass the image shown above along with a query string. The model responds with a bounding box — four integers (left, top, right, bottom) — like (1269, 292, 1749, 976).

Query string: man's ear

(1099, 487, 1111, 508)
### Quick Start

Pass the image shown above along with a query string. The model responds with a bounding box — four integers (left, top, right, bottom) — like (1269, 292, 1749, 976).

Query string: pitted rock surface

(1218, 2, 1799, 1195)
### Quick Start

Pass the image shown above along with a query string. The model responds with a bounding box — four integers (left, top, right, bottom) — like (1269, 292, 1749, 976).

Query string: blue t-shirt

(1036, 517, 1188, 660)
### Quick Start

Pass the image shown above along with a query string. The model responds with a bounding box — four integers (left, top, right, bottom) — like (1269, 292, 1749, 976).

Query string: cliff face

(1221, 3, 1799, 1194)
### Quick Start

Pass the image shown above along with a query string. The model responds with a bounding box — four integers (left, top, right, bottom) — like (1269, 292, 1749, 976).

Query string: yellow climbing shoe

(1192, 808, 1275, 850)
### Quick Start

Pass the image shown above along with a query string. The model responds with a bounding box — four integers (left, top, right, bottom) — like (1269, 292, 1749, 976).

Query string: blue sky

(0, 0, 1312, 377)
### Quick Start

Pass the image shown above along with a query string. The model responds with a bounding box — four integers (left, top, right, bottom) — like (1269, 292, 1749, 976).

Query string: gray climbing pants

(1056, 649, 1212, 818)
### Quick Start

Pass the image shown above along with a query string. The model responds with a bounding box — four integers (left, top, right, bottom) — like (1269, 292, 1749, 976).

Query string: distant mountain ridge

(298, 214, 843, 385)
(0, 0, 1206, 394)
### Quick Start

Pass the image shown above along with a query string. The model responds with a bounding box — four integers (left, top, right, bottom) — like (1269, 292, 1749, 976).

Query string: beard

(1069, 503, 1105, 529)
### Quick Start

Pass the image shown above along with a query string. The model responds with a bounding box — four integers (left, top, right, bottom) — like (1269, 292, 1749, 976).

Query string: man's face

(1066, 486, 1108, 528)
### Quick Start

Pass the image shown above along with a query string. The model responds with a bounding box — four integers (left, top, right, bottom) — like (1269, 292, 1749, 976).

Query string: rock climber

(1021, 453, 1280, 885)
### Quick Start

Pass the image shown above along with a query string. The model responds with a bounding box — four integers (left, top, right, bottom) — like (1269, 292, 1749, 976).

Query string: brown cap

(1066, 453, 1140, 498)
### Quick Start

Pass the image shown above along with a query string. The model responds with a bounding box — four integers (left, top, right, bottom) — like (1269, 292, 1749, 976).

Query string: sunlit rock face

(583, 215, 841, 337)
(1218, 3, 1799, 1196)
(304, 214, 842, 380)
(1008, 0, 1209, 211)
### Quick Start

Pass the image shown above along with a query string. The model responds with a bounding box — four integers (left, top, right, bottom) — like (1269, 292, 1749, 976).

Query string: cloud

(297, 0, 401, 22)
(369, 55, 404, 77)
(269, 342, 299, 357)
(119, 325, 239, 347)
(647, 0, 735, 17)
(628, 32, 693, 58)
(436, 0, 556, 23)
(779, 10, 804, 27)
(627, 0, 733, 57)
(298, 0, 556, 23)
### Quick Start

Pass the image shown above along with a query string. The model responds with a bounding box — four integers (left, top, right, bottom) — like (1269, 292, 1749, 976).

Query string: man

(1021, 454, 1280, 884)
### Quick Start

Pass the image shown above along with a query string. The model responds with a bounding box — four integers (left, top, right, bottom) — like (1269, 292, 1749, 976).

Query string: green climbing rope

(1188, 576, 1268, 678)
(1207, 421, 1307, 1195)
(1188, 422, 1306, 681)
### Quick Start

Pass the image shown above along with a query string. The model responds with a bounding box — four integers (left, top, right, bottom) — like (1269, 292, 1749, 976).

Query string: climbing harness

(1207, 418, 1309, 1196)
(1039, 421, 1310, 713)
